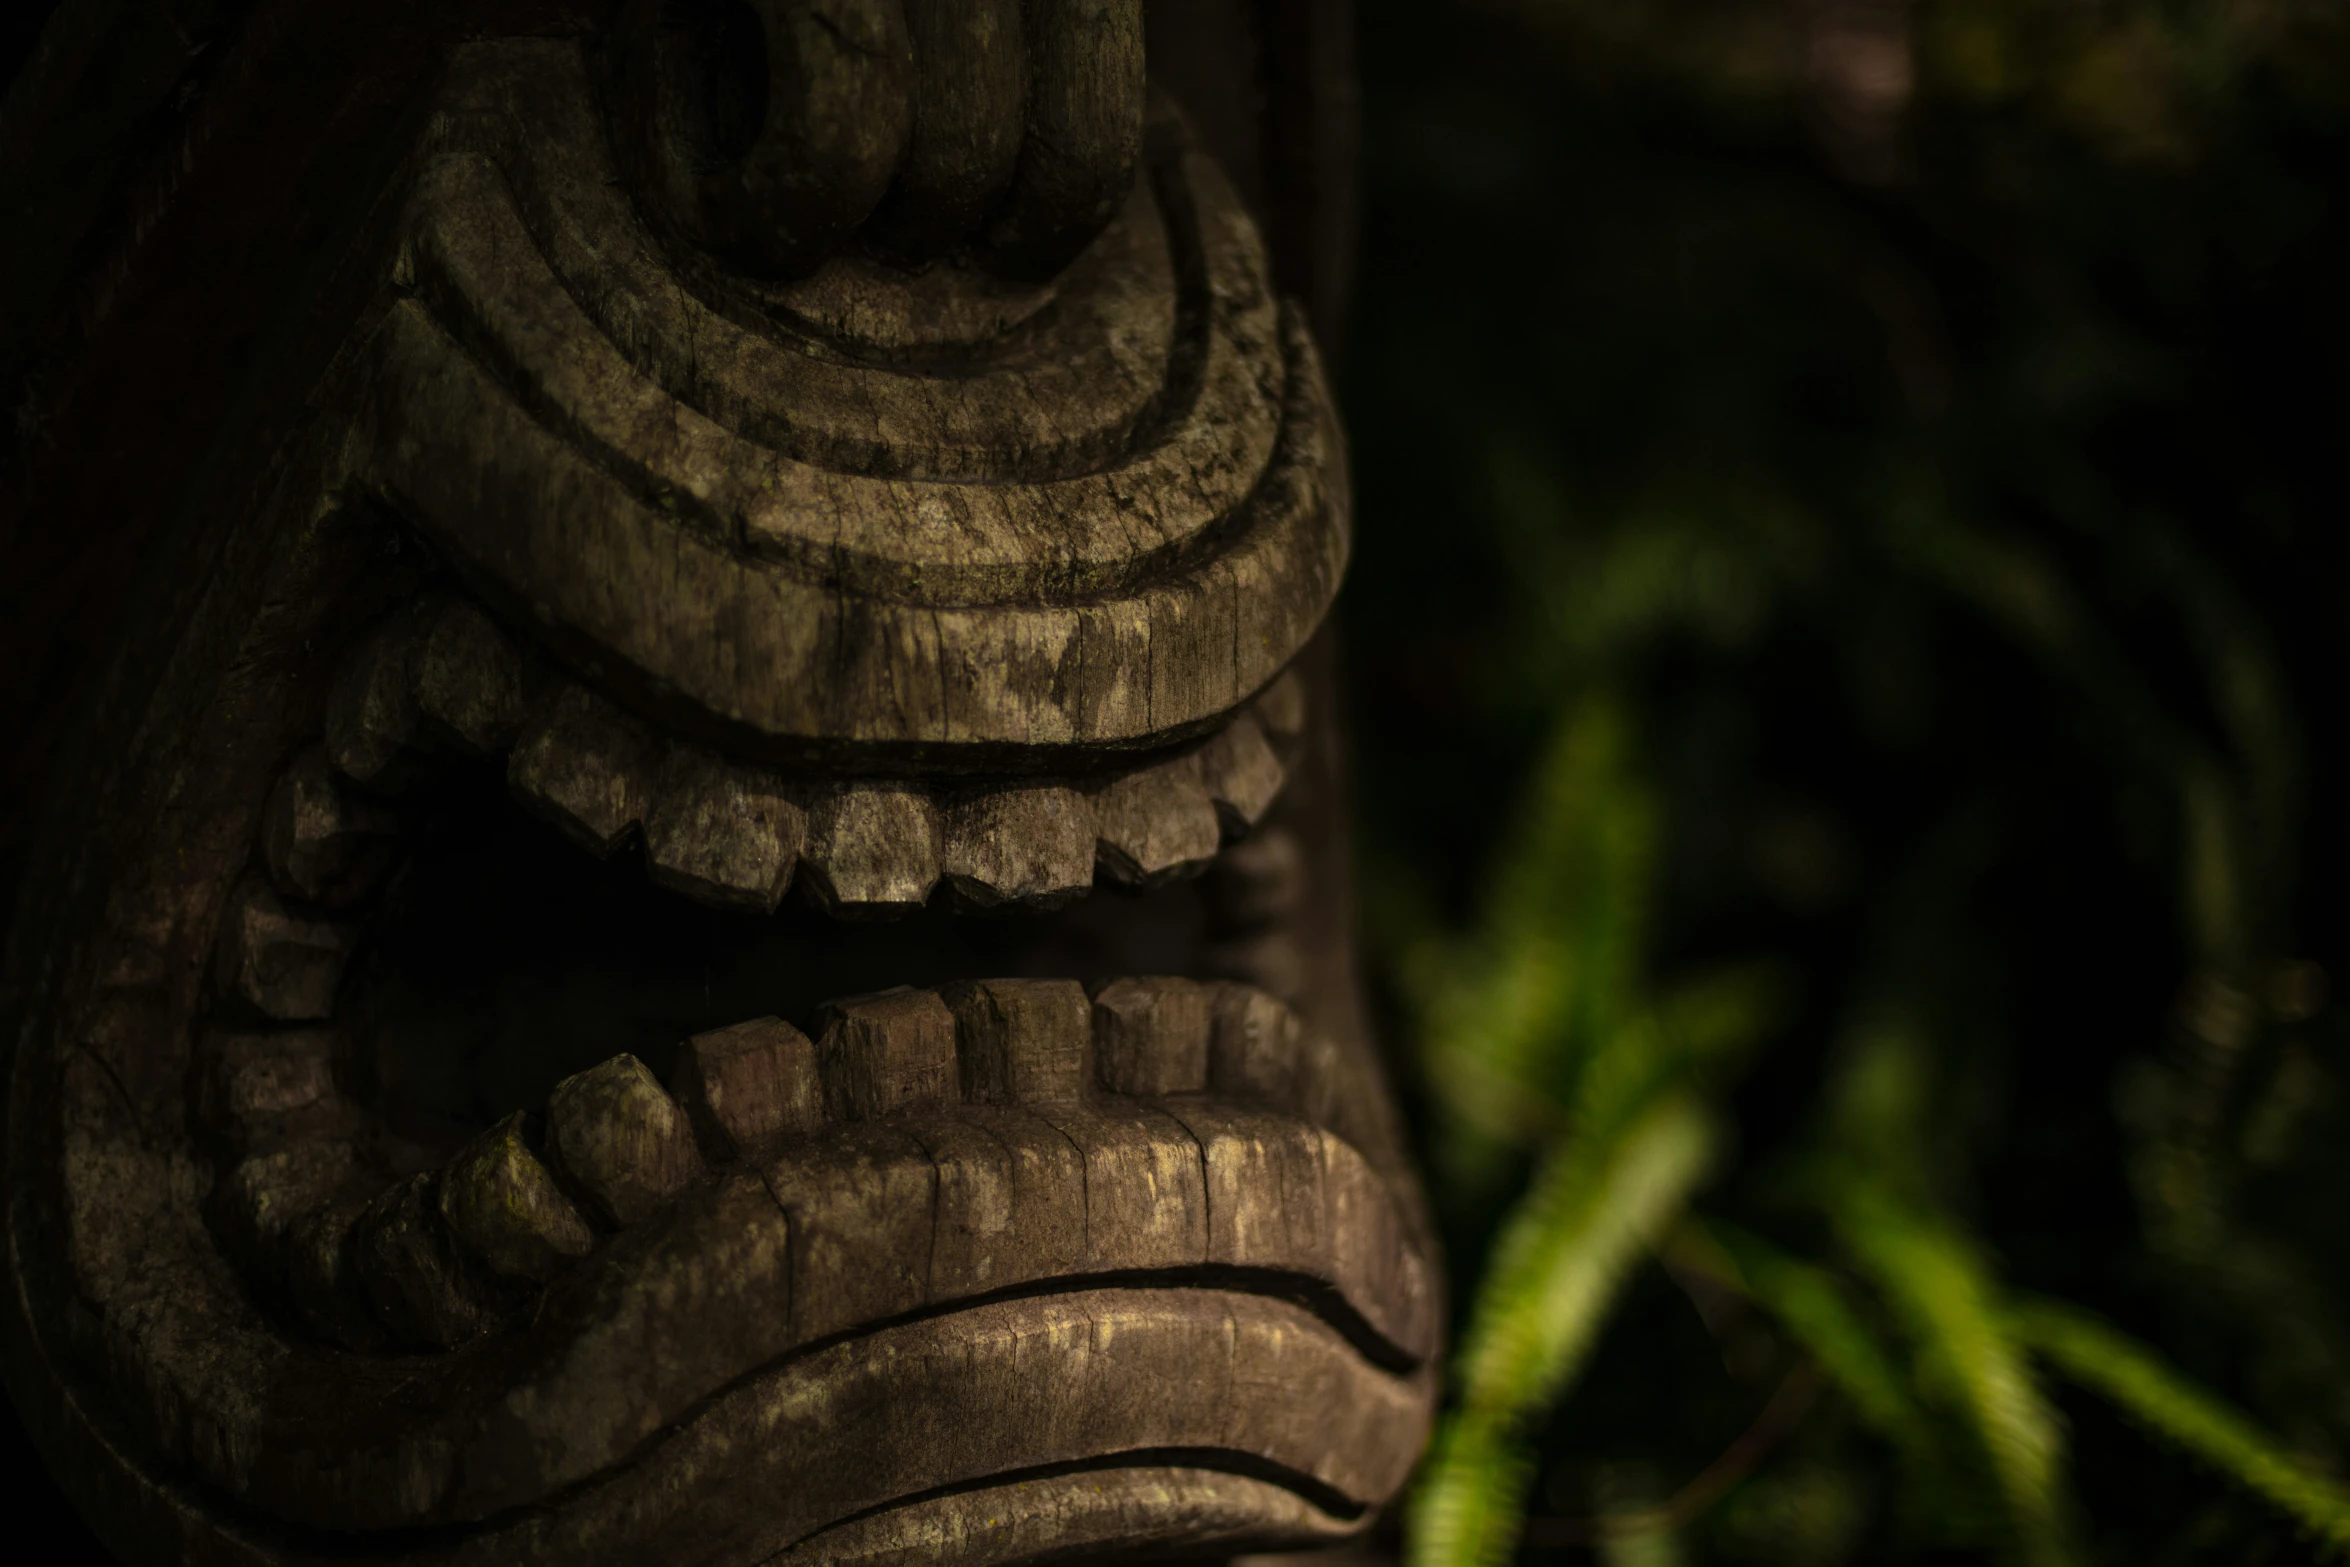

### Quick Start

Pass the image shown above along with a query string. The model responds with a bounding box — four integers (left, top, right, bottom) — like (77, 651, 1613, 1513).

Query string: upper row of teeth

(204, 976, 1388, 1354)
(212, 592, 1306, 1027)
(327, 591, 1305, 915)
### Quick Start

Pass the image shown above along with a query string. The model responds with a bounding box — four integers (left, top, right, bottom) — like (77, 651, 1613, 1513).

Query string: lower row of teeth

(202, 977, 1388, 1353)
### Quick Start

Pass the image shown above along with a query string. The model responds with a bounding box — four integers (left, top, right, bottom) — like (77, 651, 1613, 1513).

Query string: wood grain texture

(944, 976, 1092, 1104)
(672, 1016, 826, 1157)
(193, 1028, 351, 1158)
(864, 0, 1026, 260)
(1091, 974, 1212, 1095)
(1091, 750, 1224, 886)
(353, 42, 1345, 763)
(412, 596, 527, 754)
(212, 878, 356, 1023)
(352, 1171, 500, 1348)
(987, 0, 1146, 277)
(0, 8, 1423, 1562)
(643, 744, 806, 912)
(323, 602, 434, 792)
(797, 781, 942, 913)
(438, 1111, 598, 1283)
(262, 748, 403, 909)
(939, 783, 1095, 909)
(776, 1465, 1359, 1564)
(545, 1054, 708, 1227)
(508, 682, 659, 856)
(814, 988, 959, 1120)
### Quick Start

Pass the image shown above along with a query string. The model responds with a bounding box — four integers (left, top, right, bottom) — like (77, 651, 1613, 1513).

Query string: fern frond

(1409, 1091, 1715, 1567)
(1692, 1218, 1926, 1447)
(1457, 1090, 1715, 1409)
(1833, 1187, 2079, 1567)
(1408, 1409, 1539, 1567)
(2010, 1295, 2350, 1557)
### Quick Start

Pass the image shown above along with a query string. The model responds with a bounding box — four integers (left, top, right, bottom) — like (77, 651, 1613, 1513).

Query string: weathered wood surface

(378, 42, 1344, 763)
(0, 3, 1418, 1564)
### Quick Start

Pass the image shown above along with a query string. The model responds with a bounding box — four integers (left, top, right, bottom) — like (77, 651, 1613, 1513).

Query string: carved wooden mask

(0, 4, 1435, 1562)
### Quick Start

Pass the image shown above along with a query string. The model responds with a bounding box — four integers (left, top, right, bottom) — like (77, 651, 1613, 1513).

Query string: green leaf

(1832, 1186, 2079, 1567)
(1418, 694, 1659, 1147)
(1408, 1408, 1540, 1567)
(1457, 1090, 1716, 1410)
(1695, 1219, 1927, 1448)
(2010, 1295, 2350, 1556)
(1410, 1091, 1715, 1567)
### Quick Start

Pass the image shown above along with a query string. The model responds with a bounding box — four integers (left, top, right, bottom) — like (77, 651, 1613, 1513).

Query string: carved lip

(210, 965, 1436, 1533)
(435, 1289, 1432, 1564)
(186, 597, 1435, 1558)
(237, 1129, 1437, 1537)
(774, 1457, 1373, 1566)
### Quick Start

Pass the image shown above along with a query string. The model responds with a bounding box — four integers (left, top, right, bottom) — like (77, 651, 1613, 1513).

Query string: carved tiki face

(0, 5, 1437, 1563)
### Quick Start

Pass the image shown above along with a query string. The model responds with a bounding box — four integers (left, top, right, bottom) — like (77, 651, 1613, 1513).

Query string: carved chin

(10, 33, 1432, 1567)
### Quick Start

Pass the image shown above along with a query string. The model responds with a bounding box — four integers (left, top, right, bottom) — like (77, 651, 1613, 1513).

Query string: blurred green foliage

(1342, 0, 2350, 1560)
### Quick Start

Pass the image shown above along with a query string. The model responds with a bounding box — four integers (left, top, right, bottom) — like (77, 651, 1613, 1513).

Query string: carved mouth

(13, 34, 1426, 1564)
(183, 584, 1433, 1559)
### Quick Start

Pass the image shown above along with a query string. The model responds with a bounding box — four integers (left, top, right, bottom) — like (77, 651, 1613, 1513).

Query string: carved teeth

(413, 596, 526, 753)
(1253, 665, 1308, 746)
(196, 1028, 353, 1157)
(352, 1171, 501, 1348)
(324, 607, 425, 789)
(799, 782, 941, 915)
(1090, 756, 1221, 888)
(940, 784, 1095, 910)
(1207, 983, 1303, 1103)
(1194, 712, 1285, 840)
(263, 747, 403, 909)
(644, 744, 806, 912)
(508, 681, 658, 855)
(214, 878, 358, 1022)
(1089, 976, 1211, 1096)
(544, 1054, 707, 1226)
(214, 978, 1403, 1358)
(308, 593, 1309, 919)
(209, 1140, 358, 1295)
(670, 1017, 824, 1158)
(814, 988, 959, 1121)
(438, 1112, 597, 1283)
(943, 978, 1092, 1104)
(1207, 824, 1304, 928)
(287, 1190, 388, 1351)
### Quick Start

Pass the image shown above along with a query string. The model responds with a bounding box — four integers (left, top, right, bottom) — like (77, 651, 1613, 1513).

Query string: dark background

(1340, 1, 2350, 1561)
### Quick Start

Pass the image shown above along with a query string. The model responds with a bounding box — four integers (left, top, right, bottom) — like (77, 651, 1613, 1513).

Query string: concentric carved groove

(402, 64, 1270, 582)
(348, 39, 1345, 759)
(368, 298, 1341, 754)
(478, 49, 1190, 482)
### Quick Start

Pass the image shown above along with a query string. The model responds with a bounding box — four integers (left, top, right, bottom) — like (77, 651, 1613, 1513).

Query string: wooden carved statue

(0, 2, 1434, 1562)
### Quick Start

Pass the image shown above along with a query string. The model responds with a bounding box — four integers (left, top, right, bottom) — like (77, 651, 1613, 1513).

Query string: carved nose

(613, 0, 1146, 279)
